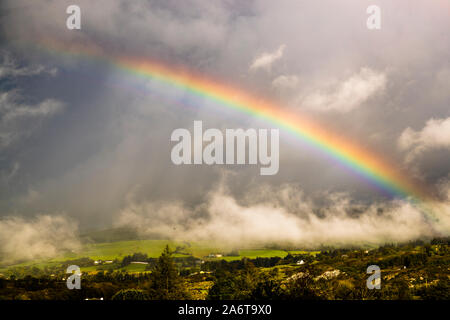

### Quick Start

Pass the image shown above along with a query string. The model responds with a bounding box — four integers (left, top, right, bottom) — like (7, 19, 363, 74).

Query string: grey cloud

(0, 50, 63, 150)
(0, 90, 64, 149)
(0, 0, 448, 242)
(0, 50, 57, 78)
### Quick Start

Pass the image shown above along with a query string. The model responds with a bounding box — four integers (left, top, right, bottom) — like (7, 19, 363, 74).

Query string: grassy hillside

(1, 239, 448, 300)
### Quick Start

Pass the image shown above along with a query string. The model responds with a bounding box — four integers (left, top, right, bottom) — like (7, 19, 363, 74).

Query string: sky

(0, 0, 449, 263)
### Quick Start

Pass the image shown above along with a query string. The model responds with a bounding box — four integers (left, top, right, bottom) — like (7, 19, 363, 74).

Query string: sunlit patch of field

(120, 263, 150, 273)
(80, 266, 100, 273)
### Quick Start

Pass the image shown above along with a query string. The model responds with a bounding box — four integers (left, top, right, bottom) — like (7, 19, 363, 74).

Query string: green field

(67, 240, 185, 260)
(0, 238, 320, 273)
(59, 240, 318, 262)
(121, 263, 149, 273)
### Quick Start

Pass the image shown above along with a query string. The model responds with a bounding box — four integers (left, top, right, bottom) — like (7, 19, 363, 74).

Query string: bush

(111, 289, 149, 300)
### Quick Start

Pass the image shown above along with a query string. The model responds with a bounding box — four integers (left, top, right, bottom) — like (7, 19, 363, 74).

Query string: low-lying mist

(0, 215, 81, 266)
(115, 181, 450, 248)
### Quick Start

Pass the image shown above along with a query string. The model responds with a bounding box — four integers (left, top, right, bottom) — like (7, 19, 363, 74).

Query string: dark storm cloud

(0, 0, 448, 250)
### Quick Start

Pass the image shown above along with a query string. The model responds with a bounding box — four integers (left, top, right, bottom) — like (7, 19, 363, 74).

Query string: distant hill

(79, 227, 162, 243)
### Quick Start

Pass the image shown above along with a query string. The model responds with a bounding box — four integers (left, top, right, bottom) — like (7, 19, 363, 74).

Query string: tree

(250, 276, 283, 299)
(283, 274, 321, 300)
(146, 245, 189, 299)
(207, 260, 261, 300)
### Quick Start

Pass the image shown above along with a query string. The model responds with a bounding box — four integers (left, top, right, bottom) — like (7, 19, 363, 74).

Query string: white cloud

(250, 44, 285, 72)
(0, 50, 57, 78)
(0, 215, 81, 265)
(272, 74, 299, 90)
(301, 68, 386, 113)
(399, 117, 450, 161)
(116, 183, 447, 247)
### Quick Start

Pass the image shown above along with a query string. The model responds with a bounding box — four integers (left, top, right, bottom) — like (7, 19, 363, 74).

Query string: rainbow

(36, 39, 438, 220)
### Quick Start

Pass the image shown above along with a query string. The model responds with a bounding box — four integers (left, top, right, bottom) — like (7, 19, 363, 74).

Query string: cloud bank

(0, 215, 81, 265)
(116, 182, 449, 247)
